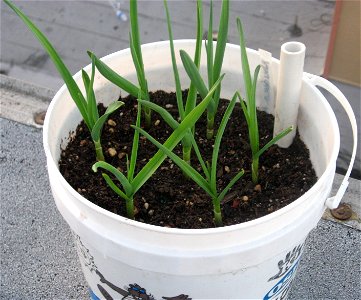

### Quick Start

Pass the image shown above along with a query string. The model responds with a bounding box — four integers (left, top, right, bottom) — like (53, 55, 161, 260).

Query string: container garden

(6, 1, 357, 299)
(40, 40, 356, 299)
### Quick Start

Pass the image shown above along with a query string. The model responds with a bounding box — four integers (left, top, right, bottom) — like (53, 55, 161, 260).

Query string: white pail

(43, 41, 357, 300)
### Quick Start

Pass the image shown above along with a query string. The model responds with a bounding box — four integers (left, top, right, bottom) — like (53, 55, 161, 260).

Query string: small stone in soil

(107, 119, 117, 126)
(118, 152, 126, 159)
(108, 148, 117, 157)
(254, 184, 262, 192)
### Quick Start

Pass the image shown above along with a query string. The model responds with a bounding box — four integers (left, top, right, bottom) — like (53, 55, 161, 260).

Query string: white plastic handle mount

(306, 74, 358, 209)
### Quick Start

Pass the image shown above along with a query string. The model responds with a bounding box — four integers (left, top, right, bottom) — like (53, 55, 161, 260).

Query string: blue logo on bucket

(263, 242, 304, 300)
(89, 288, 101, 300)
(263, 258, 300, 300)
(76, 233, 191, 300)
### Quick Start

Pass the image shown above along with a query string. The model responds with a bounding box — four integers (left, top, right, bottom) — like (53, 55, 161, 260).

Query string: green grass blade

(184, 85, 198, 117)
(206, 0, 214, 89)
(131, 75, 224, 194)
(184, 0, 203, 116)
(237, 17, 252, 105)
(164, 0, 184, 119)
(194, 0, 203, 69)
(239, 96, 251, 129)
(129, 0, 144, 71)
(218, 169, 245, 203)
(238, 17, 261, 157)
(251, 65, 261, 108)
(190, 135, 210, 180)
(206, 0, 213, 86)
(91, 101, 124, 142)
(210, 92, 238, 191)
(128, 103, 142, 182)
(213, 0, 229, 82)
(3, 0, 91, 128)
(81, 69, 95, 128)
(93, 161, 132, 196)
(89, 55, 99, 125)
(255, 126, 293, 159)
(137, 99, 179, 130)
(82, 55, 99, 128)
(204, 0, 223, 140)
(125, 154, 130, 175)
(102, 173, 131, 202)
(89, 51, 141, 98)
(129, 32, 147, 95)
(133, 126, 213, 197)
(212, 85, 221, 112)
(249, 65, 261, 154)
(82, 69, 90, 91)
(251, 158, 259, 184)
(180, 50, 209, 99)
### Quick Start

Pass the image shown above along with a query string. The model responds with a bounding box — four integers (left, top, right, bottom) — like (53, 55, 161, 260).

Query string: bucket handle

(306, 74, 358, 209)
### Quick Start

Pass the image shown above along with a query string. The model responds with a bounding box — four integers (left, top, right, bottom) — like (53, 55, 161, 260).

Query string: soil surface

(59, 91, 317, 229)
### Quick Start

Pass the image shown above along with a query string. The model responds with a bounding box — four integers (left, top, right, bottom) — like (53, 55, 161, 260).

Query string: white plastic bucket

(43, 41, 357, 300)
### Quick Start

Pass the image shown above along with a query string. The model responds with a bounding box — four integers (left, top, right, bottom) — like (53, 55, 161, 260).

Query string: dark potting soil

(59, 91, 317, 229)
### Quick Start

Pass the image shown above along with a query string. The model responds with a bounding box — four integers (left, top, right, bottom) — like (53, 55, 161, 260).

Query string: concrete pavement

(1, 0, 334, 90)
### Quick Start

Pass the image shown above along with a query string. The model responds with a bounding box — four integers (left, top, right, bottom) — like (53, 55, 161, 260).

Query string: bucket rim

(43, 40, 340, 236)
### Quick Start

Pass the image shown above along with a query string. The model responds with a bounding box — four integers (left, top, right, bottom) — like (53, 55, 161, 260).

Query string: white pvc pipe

(274, 42, 306, 148)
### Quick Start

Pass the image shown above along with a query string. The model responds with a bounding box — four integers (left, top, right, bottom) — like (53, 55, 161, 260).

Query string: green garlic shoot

(237, 17, 293, 183)
(89, 0, 152, 129)
(204, 0, 229, 139)
(93, 78, 223, 219)
(180, 0, 229, 140)
(163, 0, 203, 165)
(133, 91, 243, 227)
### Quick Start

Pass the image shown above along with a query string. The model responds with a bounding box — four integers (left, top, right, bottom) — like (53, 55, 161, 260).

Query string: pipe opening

(282, 42, 305, 54)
